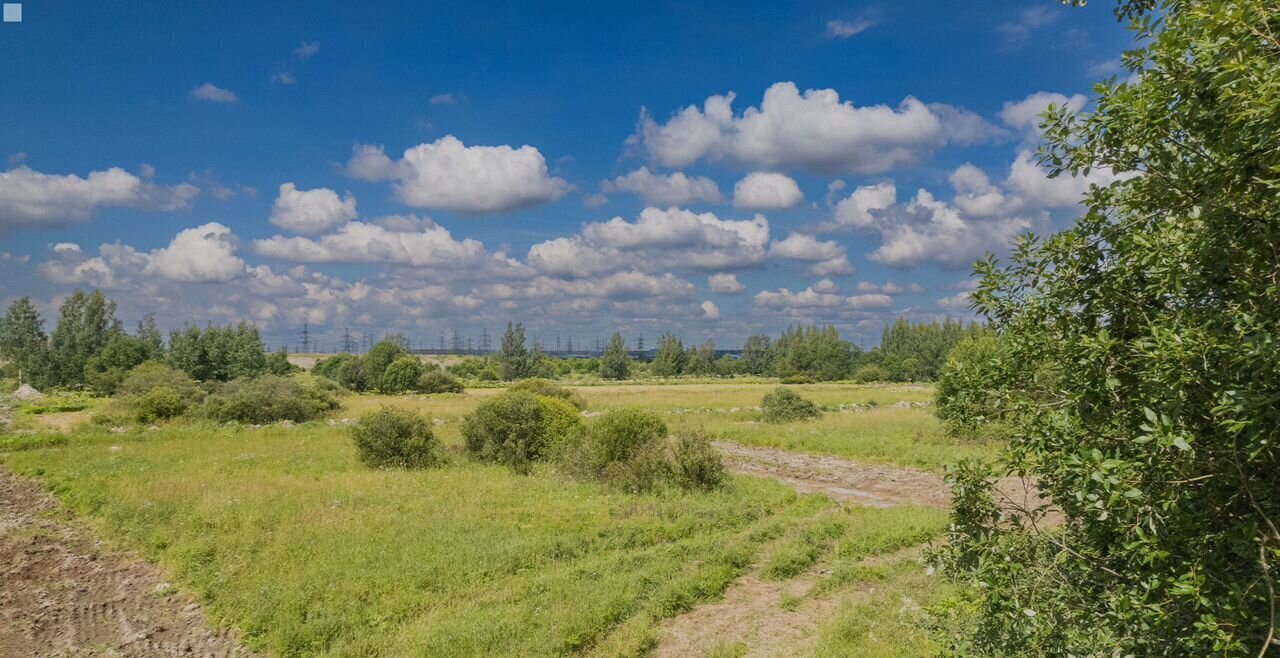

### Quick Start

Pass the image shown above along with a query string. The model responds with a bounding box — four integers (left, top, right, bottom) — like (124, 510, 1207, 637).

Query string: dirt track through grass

(714, 441, 952, 509)
(0, 467, 254, 657)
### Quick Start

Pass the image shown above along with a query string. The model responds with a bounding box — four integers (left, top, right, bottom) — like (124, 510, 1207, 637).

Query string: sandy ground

(0, 467, 256, 658)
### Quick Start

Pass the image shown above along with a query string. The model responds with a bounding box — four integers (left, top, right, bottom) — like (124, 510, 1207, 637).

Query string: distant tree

(167, 326, 209, 380)
(0, 297, 51, 387)
(878, 317, 982, 381)
(135, 314, 164, 360)
(85, 333, 155, 394)
(684, 340, 716, 376)
(225, 323, 268, 380)
(499, 322, 540, 380)
(771, 325, 855, 381)
(599, 332, 631, 380)
(380, 355, 424, 393)
(364, 339, 408, 386)
(166, 323, 267, 382)
(48, 290, 120, 388)
(650, 333, 686, 377)
(265, 348, 298, 376)
(336, 356, 369, 392)
(738, 334, 772, 376)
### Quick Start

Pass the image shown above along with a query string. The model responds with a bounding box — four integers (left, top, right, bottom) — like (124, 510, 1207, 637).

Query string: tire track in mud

(0, 467, 256, 658)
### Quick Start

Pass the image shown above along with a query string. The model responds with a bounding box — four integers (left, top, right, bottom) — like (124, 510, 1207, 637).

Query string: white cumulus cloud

(269, 183, 358, 235)
(253, 216, 490, 269)
(602, 167, 722, 206)
(145, 222, 245, 283)
(632, 82, 1000, 175)
(733, 172, 804, 210)
(708, 272, 745, 294)
(0, 165, 198, 231)
(344, 136, 572, 214)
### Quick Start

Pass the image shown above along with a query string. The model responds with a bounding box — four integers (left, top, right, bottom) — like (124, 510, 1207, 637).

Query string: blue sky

(0, 0, 1133, 350)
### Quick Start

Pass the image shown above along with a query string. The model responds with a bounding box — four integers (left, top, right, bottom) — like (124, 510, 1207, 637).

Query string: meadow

(1, 381, 990, 657)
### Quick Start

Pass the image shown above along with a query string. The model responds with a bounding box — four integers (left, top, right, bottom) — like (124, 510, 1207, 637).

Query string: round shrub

(117, 361, 203, 399)
(507, 378, 585, 410)
(380, 356, 424, 393)
(351, 407, 442, 469)
(852, 364, 889, 383)
(99, 361, 204, 424)
(535, 395, 584, 457)
(585, 408, 667, 466)
(133, 386, 188, 423)
(418, 369, 464, 394)
(461, 391, 549, 473)
(761, 387, 822, 423)
(202, 374, 340, 424)
(561, 409, 672, 492)
(670, 430, 728, 491)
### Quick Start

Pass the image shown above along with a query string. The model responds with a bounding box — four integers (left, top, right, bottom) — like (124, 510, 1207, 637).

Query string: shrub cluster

(417, 369, 464, 394)
(98, 361, 205, 424)
(760, 387, 822, 423)
(559, 409, 728, 493)
(201, 374, 340, 424)
(461, 391, 583, 473)
(506, 378, 585, 409)
(313, 346, 466, 395)
(351, 407, 442, 469)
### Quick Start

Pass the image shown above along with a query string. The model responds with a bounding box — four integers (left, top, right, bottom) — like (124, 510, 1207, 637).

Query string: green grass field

(1, 381, 985, 656)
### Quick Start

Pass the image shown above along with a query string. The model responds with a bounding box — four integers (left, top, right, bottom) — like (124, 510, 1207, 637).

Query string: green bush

(117, 361, 202, 398)
(559, 409, 670, 492)
(851, 364, 888, 383)
(779, 374, 815, 385)
(380, 356, 424, 393)
(202, 374, 340, 424)
(351, 407, 442, 469)
(760, 387, 821, 423)
(507, 378, 585, 409)
(535, 395, 584, 457)
(99, 362, 204, 424)
(460, 391, 552, 473)
(417, 369, 464, 394)
(670, 429, 729, 491)
(585, 408, 666, 466)
(312, 353, 356, 380)
(133, 387, 188, 423)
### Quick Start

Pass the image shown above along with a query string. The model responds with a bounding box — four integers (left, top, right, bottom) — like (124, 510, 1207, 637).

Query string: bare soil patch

(715, 440, 1058, 522)
(653, 569, 840, 658)
(714, 441, 952, 508)
(0, 467, 255, 657)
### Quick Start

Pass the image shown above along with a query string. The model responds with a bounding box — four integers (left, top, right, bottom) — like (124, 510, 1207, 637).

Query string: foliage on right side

(933, 1, 1280, 655)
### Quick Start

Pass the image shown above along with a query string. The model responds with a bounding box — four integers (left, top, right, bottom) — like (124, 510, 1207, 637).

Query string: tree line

(0, 290, 292, 394)
(488, 319, 987, 382)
